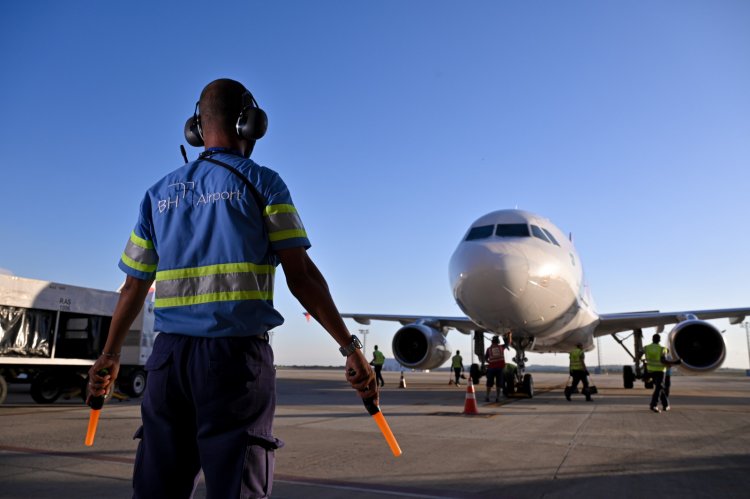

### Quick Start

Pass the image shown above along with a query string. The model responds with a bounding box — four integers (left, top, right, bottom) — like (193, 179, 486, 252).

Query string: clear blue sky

(1, 1, 749, 368)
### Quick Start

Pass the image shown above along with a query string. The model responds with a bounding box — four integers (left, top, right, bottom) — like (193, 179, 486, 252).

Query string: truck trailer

(0, 274, 155, 404)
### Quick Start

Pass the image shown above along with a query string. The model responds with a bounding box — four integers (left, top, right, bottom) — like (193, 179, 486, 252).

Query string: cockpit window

(530, 225, 550, 242)
(542, 228, 560, 246)
(465, 225, 494, 241)
(495, 224, 530, 237)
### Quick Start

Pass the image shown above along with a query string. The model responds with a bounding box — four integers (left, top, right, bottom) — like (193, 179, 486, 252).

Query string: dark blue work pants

(570, 370, 591, 400)
(649, 371, 670, 409)
(133, 333, 280, 499)
(486, 367, 504, 393)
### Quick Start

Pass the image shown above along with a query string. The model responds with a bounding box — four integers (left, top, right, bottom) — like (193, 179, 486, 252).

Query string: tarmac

(1, 369, 749, 498)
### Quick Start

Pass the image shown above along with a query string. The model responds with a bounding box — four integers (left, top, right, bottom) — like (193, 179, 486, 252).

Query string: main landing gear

(612, 328, 653, 389)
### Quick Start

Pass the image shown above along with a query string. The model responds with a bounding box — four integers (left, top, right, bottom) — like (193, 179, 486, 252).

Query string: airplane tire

(469, 364, 482, 386)
(30, 373, 63, 404)
(504, 377, 516, 396)
(623, 365, 635, 389)
(0, 375, 7, 405)
(120, 369, 147, 398)
(522, 374, 534, 398)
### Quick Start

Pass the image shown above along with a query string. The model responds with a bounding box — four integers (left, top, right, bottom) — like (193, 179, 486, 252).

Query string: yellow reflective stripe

(130, 231, 154, 249)
(269, 229, 308, 242)
(121, 252, 157, 273)
(155, 262, 275, 281)
(264, 204, 297, 216)
(155, 290, 273, 308)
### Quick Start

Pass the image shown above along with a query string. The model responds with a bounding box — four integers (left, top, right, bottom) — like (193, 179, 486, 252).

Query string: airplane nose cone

(449, 242, 529, 329)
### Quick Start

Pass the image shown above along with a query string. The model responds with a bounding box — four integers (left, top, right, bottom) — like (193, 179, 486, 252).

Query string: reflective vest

(485, 345, 506, 369)
(452, 354, 463, 369)
(372, 350, 385, 366)
(569, 348, 585, 371)
(644, 343, 667, 373)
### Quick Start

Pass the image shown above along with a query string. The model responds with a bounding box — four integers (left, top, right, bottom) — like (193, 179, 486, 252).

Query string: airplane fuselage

(449, 209, 599, 352)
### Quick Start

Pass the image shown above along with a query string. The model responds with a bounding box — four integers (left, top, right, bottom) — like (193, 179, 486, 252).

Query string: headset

(184, 88, 268, 147)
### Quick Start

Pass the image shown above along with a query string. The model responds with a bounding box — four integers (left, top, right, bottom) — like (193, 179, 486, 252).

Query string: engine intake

(668, 320, 726, 374)
(392, 323, 451, 370)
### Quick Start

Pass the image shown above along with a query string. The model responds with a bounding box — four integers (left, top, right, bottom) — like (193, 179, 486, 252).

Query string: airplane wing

(594, 307, 750, 336)
(341, 313, 483, 334)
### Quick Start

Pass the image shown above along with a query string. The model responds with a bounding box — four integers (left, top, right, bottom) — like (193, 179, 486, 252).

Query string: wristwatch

(339, 335, 363, 357)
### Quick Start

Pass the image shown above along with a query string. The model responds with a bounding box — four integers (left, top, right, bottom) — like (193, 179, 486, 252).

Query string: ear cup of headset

(236, 106, 268, 141)
(184, 116, 204, 147)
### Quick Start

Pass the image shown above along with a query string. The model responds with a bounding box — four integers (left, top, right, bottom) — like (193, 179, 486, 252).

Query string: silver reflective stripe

(156, 271, 274, 300)
(123, 239, 158, 266)
(265, 211, 305, 235)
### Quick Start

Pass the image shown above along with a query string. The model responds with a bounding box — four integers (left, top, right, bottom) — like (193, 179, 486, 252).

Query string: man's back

(121, 151, 309, 337)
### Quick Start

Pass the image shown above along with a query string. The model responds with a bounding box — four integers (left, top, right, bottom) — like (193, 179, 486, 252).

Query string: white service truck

(0, 274, 156, 404)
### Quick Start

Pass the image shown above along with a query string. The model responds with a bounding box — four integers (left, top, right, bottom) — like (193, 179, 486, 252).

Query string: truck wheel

(120, 369, 147, 398)
(0, 375, 8, 405)
(31, 373, 63, 404)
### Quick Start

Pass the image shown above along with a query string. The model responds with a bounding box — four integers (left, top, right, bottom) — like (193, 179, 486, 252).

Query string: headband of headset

(184, 88, 268, 147)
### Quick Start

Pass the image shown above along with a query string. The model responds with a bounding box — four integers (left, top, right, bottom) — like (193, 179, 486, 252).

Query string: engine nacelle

(668, 320, 726, 374)
(392, 323, 452, 370)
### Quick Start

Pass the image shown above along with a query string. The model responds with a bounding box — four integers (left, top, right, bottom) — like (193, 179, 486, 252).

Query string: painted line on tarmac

(0, 445, 457, 497)
(274, 474, 459, 498)
(0, 444, 134, 464)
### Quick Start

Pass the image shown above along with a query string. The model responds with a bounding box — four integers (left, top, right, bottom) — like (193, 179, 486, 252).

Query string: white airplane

(344, 209, 750, 397)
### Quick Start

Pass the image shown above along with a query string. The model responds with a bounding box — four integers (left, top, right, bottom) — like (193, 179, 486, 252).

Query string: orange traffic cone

(463, 379, 479, 415)
(398, 371, 407, 389)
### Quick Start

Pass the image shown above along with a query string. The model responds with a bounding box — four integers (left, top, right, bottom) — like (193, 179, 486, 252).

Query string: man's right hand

(345, 350, 378, 404)
(86, 355, 120, 405)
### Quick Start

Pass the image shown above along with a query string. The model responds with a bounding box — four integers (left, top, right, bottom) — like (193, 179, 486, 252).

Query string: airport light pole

(742, 322, 750, 377)
(359, 328, 369, 359)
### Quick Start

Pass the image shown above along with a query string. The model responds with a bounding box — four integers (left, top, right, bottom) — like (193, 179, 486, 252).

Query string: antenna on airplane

(569, 232, 573, 242)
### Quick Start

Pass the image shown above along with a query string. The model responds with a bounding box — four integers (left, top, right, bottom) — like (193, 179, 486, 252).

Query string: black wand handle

(86, 368, 109, 410)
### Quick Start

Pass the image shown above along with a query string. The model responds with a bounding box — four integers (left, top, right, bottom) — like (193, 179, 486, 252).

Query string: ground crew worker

(566, 342, 592, 401)
(371, 345, 386, 387)
(451, 350, 463, 386)
(484, 336, 508, 402)
(644, 333, 680, 413)
(87, 78, 376, 498)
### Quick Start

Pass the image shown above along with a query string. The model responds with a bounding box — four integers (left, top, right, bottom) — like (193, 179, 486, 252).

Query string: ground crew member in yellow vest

(565, 342, 592, 402)
(371, 345, 386, 387)
(644, 333, 681, 413)
(451, 351, 464, 386)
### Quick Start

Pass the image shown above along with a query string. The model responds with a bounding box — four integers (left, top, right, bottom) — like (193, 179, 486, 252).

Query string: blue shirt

(119, 151, 310, 337)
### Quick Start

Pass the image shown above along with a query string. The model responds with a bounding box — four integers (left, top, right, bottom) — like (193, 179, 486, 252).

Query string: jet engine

(668, 319, 726, 374)
(391, 323, 452, 370)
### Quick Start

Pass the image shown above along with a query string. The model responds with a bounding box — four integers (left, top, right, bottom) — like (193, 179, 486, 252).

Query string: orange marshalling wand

(85, 369, 108, 447)
(364, 397, 402, 457)
(84, 407, 102, 446)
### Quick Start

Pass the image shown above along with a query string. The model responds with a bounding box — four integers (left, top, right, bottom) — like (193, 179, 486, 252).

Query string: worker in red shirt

(484, 335, 509, 402)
